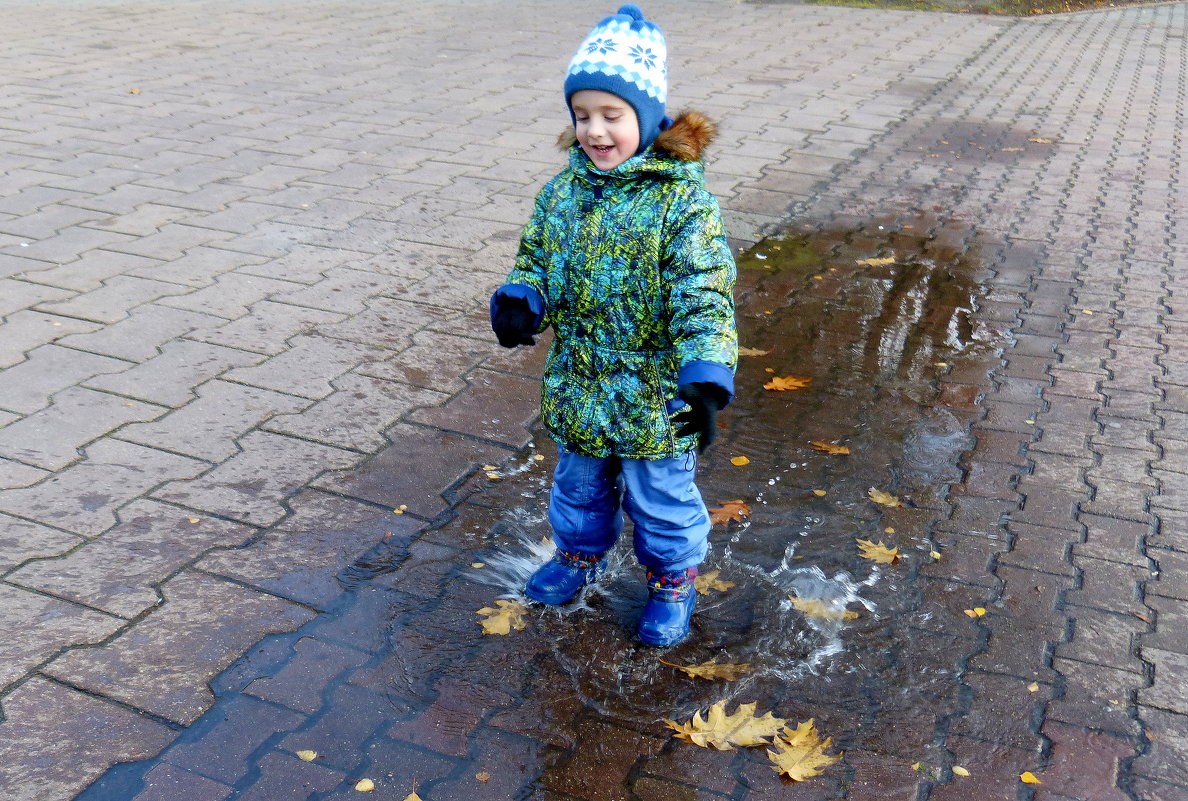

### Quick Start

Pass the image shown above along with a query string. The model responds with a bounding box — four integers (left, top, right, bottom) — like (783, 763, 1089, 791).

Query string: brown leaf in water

(738, 346, 773, 357)
(790, 596, 860, 621)
(810, 441, 850, 455)
(763, 375, 812, 391)
(476, 599, 527, 635)
(856, 539, 900, 565)
(867, 488, 903, 507)
(659, 658, 753, 681)
(667, 701, 787, 749)
(695, 570, 736, 595)
(709, 499, 751, 526)
(855, 256, 895, 267)
(766, 719, 842, 781)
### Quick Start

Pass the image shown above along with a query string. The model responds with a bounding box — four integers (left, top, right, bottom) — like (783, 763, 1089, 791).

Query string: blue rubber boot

(525, 549, 606, 605)
(638, 567, 699, 647)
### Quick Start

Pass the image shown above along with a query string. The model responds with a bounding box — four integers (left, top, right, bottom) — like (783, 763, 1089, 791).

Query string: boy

(490, 4, 737, 647)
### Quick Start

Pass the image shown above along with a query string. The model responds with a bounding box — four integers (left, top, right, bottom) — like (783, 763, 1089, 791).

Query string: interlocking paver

(84, 339, 265, 407)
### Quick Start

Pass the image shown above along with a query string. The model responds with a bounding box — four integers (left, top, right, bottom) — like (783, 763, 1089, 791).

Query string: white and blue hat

(564, 4, 671, 155)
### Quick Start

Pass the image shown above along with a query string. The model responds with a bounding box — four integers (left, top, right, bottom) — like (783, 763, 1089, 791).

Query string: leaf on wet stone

(738, 346, 772, 356)
(766, 719, 841, 782)
(730, 455, 751, 466)
(667, 701, 787, 749)
(476, 599, 527, 635)
(1028, 137, 1057, 144)
(855, 256, 895, 267)
(763, 375, 812, 391)
(1020, 771, 1042, 784)
(963, 607, 987, 618)
(695, 570, 736, 595)
(867, 488, 903, 507)
(790, 596, 859, 621)
(295, 750, 318, 761)
(952, 766, 970, 777)
(811, 489, 827, 497)
(355, 778, 376, 792)
(810, 441, 850, 455)
(476, 772, 491, 783)
(659, 658, 752, 681)
(856, 538, 900, 565)
(709, 499, 751, 526)
(403, 793, 424, 801)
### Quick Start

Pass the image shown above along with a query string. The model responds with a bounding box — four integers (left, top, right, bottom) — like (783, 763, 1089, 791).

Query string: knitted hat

(564, 4, 670, 155)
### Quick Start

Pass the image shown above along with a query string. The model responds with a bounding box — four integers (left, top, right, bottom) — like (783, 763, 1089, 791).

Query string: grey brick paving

(0, 0, 1186, 799)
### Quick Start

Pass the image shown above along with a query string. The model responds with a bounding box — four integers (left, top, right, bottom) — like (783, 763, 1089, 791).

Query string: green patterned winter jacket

(494, 111, 738, 460)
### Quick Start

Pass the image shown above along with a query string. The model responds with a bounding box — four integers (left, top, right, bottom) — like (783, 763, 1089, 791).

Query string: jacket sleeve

(664, 185, 738, 404)
(489, 185, 553, 334)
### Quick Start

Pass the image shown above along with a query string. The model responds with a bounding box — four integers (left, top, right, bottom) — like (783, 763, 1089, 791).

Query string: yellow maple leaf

(810, 441, 850, 455)
(856, 538, 900, 565)
(659, 658, 752, 681)
(709, 499, 751, 526)
(766, 719, 841, 781)
(476, 599, 527, 635)
(738, 346, 772, 357)
(867, 487, 903, 507)
(667, 701, 787, 749)
(695, 569, 736, 595)
(790, 596, 859, 621)
(855, 256, 895, 267)
(763, 375, 812, 391)
(1020, 771, 1042, 784)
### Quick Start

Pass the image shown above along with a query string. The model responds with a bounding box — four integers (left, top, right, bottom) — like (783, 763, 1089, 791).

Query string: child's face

(570, 90, 640, 170)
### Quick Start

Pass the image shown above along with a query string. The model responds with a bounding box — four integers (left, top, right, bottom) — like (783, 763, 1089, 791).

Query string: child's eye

(605, 116, 621, 123)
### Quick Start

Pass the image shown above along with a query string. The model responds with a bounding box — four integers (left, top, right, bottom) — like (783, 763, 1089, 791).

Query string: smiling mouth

(590, 144, 614, 155)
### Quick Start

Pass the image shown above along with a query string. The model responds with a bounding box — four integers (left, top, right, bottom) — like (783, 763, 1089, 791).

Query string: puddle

(446, 210, 1005, 728)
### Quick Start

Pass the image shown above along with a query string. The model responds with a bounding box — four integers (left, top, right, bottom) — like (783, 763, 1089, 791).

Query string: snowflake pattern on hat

(567, 10, 668, 103)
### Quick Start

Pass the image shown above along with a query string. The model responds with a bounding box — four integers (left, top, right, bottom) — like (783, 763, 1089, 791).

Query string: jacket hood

(557, 110, 718, 163)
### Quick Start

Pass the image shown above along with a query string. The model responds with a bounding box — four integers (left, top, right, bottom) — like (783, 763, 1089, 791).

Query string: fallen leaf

(1020, 771, 1042, 784)
(738, 346, 773, 356)
(403, 793, 423, 801)
(476, 599, 527, 635)
(884, 527, 895, 534)
(695, 570, 736, 595)
(1029, 137, 1057, 144)
(930, 550, 942, 560)
(667, 701, 787, 750)
(963, 607, 987, 618)
(533, 453, 545, 461)
(709, 499, 751, 526)
(867, 488, 903, 507)
(471, 562, 486, 569)
(1028, 682, 1040, 692)
(1002, 147, 1025, 152)
(766, 719, 842, 781)
(812, 489, 827, 497)
(856, 539, 900, 565)
(730, 455, 751, 466)
(764, 375, 812, 391)
(296, 750, 317, 761)
(810, 441, 850, 455)
(476, 772, 491, 783)
(128, 88, 141, 94)
(953, 766, 970, 777)
(187, 517, 200, 524)
(790, 596, 859, 621)
(355, 778, 376, 792)
(856, 256, 895, 266)
(660, 658, 752, 681)
(482, 465, 498, 471)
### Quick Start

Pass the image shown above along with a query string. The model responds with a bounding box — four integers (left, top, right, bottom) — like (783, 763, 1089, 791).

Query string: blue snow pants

(547, 446, 710, 572)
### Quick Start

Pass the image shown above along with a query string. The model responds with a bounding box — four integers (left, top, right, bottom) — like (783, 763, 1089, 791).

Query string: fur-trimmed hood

(557, 110, 718, 162)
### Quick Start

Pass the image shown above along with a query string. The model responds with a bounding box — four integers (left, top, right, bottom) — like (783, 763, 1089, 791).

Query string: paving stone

(7, 499, 254, 618)
(0, 386, 162, 470)
(540, 719, 665, 801)
(130, 245, 272, 288)
(1048, 657, 1145, 736)
(1132, 707, 1188, 787)
(34, 274, 190, 324)
(385, 676, 514, 758)
(1054, 608, 1147, 675)
(156, 272, 305, 320)
(116, 379, 312, 462)
(0, 511, 82, 572)
(262, 372, 448, 452)
(1037, 720, 1132, 801)
(85, 339, 265, 407)
(129, 763, 233, 801)
(222, 334, 384, 399)
(0, 438, 205, 536)
(55, 303, 224, 362)
(44, 570, 314, 724)
(408, 367, 538, 449)
(356, 330, 491, 395)
(342, 738, 455, 800)
(162, 694, 306, 785)
(315, 295, 463, 353)
(277, 683, 408, 774)
(0, 309, 102, 369)
(0, 676, 176, 801)
(189, 299, 345, 355)
(0, 343, 129, 414)
(153, 430, 359, 526)
(197, 489, 420, 608)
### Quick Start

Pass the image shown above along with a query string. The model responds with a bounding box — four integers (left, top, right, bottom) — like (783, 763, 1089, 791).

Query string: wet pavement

(2, 0, 1188, 799)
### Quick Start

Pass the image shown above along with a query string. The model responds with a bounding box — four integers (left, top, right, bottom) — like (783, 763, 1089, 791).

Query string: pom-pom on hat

(564, 4, 671, 155)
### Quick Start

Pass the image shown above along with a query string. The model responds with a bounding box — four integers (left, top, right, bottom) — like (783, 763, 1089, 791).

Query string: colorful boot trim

(555, 549, 604, 570)
(645, 567, 699, 602)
